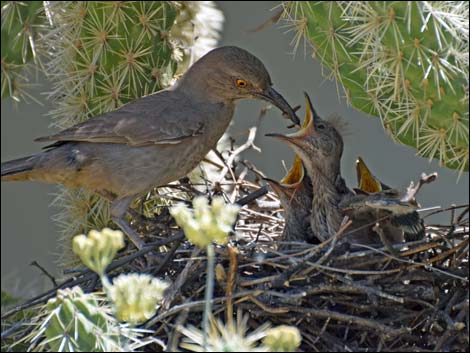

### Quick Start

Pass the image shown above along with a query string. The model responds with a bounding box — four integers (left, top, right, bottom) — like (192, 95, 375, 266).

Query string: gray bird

(267, 92, 347, 242)
(1, 46, 300, 249)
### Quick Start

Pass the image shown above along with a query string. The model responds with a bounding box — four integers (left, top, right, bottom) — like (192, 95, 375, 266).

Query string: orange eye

(236, 79, 247, 88)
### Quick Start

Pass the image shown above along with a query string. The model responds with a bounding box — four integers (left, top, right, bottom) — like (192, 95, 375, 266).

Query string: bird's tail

(1, 155, 39, 181)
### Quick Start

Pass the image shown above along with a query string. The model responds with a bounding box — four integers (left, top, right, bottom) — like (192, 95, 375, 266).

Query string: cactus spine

(27, 287, 136, 352)
(1, 1, 46, 101)
(282, 1, 469, 173)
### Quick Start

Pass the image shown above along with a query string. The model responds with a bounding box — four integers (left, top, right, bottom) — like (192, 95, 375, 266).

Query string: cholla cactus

(28, 286, 134, 352)
(19, 227, 169, 351)
(282, 1, 469, 173)
(179, 312, 271, 352)
(179, 313, 302, 352)
(1, 1, 46, 101)
(170, 196, 240, 248)
(171, 1, 224, 71)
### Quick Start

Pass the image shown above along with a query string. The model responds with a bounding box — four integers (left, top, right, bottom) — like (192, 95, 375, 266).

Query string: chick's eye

(236, 79, 247, 88)
(317, 123, 325, 130)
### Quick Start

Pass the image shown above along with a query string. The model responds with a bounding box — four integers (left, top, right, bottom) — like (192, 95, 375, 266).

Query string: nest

(1, 120, 469, 352)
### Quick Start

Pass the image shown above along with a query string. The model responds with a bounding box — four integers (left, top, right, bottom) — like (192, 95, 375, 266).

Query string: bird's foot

(373, 223, 400, 256)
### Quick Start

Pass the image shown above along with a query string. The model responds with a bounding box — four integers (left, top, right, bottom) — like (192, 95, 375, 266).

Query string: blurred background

(2, 1, 468, 298)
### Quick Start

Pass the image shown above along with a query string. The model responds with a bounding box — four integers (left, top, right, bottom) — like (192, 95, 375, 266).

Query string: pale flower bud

(109, 273, 169, 324)
(170, 196, 240, 248)
(72, 228, 125, 275)
(263, 325, 301, 352)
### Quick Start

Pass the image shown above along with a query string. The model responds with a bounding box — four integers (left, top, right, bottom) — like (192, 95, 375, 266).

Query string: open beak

(265, 92, 317, 148)
(280, 155, 304, 185)
(264, 156, 304, 199)
(264, 132, 307, 150)
(356, 156, 382, 193)
(257, 86, 300, 127)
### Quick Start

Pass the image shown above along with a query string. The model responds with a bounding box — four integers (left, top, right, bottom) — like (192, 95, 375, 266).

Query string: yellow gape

(280, 93, 313, 186)
(356, 156, 382, 193)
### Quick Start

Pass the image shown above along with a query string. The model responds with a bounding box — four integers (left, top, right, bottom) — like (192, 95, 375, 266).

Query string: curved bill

(257, 86, 300, 126)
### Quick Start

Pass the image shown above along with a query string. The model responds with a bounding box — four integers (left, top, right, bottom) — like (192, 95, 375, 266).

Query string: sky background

(2, 1, 468, 297)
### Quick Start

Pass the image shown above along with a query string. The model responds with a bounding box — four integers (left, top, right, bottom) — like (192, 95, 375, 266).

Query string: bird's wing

(391, 212, 425, 241)
(35, 91, 211, 147)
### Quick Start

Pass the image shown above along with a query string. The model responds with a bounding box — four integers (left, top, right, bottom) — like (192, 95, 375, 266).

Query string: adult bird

(1, 46, 300, 249)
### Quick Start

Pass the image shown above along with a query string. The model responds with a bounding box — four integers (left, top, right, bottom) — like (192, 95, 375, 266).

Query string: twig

(160, 248, 201, 312)
(216, 126, 260, 183)
(235, 186, 269, 206)
(226, 245, 238, 321)
(288, 307, 409, 337)
(30, 261, 57, 287)
(401, 172, 438, 205)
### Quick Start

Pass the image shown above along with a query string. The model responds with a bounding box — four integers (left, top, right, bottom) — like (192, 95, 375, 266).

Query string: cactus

(1, 1, 46, 102)
(282, 1, 469, 173)
(16, 229, 169, 351)
(26, 286, 136, 352)
(179, 311, 272, 352)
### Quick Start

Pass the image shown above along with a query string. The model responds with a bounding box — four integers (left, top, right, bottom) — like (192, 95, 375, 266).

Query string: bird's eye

(236, 79, 248, 88)
(317, 123, 326, 130)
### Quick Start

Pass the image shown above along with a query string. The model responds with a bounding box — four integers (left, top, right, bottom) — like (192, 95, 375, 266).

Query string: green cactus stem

(282, 1, 468, 173)
(1, 1, 46, 101)
(27, 287, 134, 352)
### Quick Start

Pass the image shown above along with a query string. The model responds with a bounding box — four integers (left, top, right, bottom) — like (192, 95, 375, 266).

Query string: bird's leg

(97, 191, 155, 247)
(373, 222, 399, 256)
(96, 190, 116, 202)
(110, 196, 146, 250)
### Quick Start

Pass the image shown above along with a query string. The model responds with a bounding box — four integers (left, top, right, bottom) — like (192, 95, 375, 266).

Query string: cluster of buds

(72, 228, 168, 325)
(72, 228, 124, 275)
(109, 273, 169, 324)
(170, 196, 240, 248)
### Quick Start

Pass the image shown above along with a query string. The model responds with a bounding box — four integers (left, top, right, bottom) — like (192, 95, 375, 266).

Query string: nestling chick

(265, 156, 314, 243)
(267, 92, 346, 242)
(354, 157, 425, 241)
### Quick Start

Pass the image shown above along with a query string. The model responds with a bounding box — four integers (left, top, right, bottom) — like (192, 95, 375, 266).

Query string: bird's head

(264, 156, 307, 207)
(178, 46, 300, 126)
(266, 92, 343, 178)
